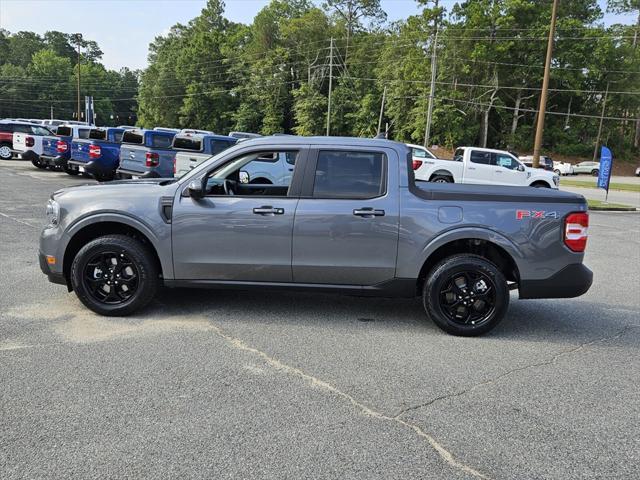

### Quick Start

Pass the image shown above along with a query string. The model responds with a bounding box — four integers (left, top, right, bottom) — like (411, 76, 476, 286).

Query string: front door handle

(495, 170, 503, 173)
(253, 206, 284, 215)
(353, 208, 385, 217)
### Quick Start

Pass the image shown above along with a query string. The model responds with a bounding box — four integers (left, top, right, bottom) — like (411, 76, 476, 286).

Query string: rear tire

(31, 159, 47, 169)
(423, 254, 509, 336)
(591, 169, 599, 176)
(63, 165, 79, 176)
(0, 143, 12, 160)
(431, 175, 453, 184)
(71, 235, 159, 316)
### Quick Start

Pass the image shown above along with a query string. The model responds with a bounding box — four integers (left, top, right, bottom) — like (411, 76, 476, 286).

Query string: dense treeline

(0, 30, 138, 125)
(139, 0, 640, 160)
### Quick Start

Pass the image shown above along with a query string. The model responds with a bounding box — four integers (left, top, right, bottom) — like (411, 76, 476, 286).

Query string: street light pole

(532, 0, 559, 168)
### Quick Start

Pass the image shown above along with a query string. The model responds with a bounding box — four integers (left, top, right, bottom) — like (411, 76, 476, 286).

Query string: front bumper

(38, 250, 67, 286)
(519, 263, 593, 299)
(116, 168, 160, 179)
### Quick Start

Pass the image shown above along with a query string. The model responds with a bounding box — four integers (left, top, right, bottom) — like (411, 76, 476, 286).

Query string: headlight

(45, 199, 60, 226)
(553, 176, 560, 186)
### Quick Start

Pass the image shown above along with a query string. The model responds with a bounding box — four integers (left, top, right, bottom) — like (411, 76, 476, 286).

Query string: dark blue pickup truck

(116, 129, 176, 179)
(40, 125, 92, 174)
(67, 127, 125, 181)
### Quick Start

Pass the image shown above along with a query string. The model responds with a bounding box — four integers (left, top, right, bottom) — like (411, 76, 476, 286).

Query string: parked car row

(0, 118, 258, 182)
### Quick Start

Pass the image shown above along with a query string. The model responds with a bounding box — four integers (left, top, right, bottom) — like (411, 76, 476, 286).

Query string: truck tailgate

(42, 136, 60, 157)
(71, 139, 94, 163)
(119, 145, 148, 173)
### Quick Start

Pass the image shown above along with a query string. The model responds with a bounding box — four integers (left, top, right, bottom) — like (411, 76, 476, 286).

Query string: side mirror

(517, 165, 525, 172)
(239, 170, 250, 184)
(187, 179, 205, 199)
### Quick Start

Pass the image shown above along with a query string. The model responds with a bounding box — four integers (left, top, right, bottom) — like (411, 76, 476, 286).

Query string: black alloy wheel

(71, 235, 159, 316)
(438, 270, 496, 327)
(83, 250, 139, 305)
(423, 254, 509, 336)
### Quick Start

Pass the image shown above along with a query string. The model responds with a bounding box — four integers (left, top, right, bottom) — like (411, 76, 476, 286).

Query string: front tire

(591, 169, 599, 176)
(71, 235, 159, 316)
(423, 254, 509, 336)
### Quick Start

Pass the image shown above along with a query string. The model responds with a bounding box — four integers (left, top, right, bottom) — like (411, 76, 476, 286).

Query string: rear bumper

(40, 154, 68, 167)
(68, 159, 114, 177)
(519, 263, 593, 299)
(14, 150, 39, 161)
(116, 168, 160, 179)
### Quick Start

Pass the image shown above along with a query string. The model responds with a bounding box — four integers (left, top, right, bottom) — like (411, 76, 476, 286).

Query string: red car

(0, 121, 40, 160)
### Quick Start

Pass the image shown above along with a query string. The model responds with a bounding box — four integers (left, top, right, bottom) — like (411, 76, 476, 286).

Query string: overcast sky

(1, 0, 636, 71)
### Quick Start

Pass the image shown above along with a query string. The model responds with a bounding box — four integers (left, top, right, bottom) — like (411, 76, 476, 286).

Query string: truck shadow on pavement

(137, 287, 639, 345)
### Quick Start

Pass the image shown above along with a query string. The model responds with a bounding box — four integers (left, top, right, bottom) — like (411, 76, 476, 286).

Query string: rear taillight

(412, 160, 423, 170)
(145, 152, 159, 167)
(56, 140, 68, 153)
(25, 136, 34, 147)
(89, 145, 102, 159)
(564, 212, 589, 252)
(173, 155, 177, 175)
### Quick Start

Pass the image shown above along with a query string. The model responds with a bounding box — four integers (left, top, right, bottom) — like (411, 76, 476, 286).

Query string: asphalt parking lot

(1, 159, 639, 479)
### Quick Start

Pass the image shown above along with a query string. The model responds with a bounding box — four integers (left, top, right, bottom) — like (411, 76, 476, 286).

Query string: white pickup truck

(12, 124, 54, 164)
(414, 146, 559, 188)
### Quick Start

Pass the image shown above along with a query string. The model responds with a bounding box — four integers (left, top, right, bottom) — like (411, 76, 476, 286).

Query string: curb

(588, 206, 639, 212)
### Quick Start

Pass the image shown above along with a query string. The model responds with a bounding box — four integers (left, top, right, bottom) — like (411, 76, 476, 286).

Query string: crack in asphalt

(206, 322, 491, 479)
(393, 325, 636, 419)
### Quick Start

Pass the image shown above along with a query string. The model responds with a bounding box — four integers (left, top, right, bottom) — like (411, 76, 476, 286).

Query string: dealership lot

(1, 160, 639, 479)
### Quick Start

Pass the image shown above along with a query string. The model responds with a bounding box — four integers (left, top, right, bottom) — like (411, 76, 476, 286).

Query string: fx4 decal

(516, 210, 558, 220)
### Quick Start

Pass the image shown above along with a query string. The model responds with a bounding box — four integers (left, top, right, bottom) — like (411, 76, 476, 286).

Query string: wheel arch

(415, 228, 523, 294)
(428, 169, 454, 181)
(62, 215, 167, 288)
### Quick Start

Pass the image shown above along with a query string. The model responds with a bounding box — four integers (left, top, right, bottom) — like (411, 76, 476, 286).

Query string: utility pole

(377, 85, 387, 136)
(75, 33, 82, 121)
(326, 37, 334, 136)
(50, 105, 53, 120)
(424, 29, 438, 148)
(592, 81, 609, 162)
(532, 0, 559, 168)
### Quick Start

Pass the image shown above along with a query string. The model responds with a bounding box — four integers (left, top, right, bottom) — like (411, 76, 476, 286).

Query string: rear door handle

(495, 170, 503, 173)
(353, 208, 385, 217)
(253, 206, 284, 215)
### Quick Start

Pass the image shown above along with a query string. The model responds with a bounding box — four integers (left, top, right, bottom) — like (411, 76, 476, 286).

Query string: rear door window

(312, 151, 386, 199)
(470, 150, 492, 165)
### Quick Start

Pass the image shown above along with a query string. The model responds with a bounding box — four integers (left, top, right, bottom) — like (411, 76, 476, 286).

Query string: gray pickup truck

(39, 136, 592, 336)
